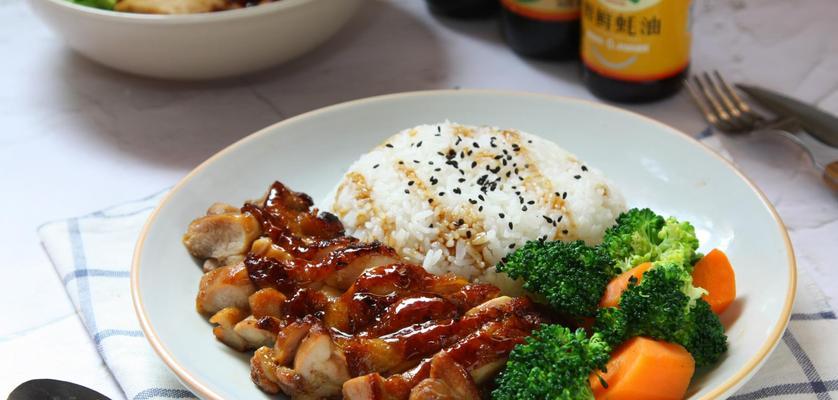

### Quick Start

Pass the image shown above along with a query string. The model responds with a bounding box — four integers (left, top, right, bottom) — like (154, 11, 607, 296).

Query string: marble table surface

(1, 0, 836, 397)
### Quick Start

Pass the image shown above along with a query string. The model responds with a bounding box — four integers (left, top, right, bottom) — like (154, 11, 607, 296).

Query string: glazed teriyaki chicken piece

(184, 181, 546, 399)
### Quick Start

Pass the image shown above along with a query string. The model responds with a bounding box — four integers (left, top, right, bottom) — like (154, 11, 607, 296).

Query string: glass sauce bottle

(500, 0, 581, 60)
(426, 0, 499, 19)
(580, 0, 692, 102)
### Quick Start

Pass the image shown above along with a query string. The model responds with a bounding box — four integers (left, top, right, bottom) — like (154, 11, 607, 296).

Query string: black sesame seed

(574, 175, 581, 179)
(468, 150, 474, 156)
(446, 149, 456, 160)
(581, 165, 588, 171)
(527, 200, 535, 205)
(563, 192, 568, 199)
(494, 155, 503, 160)
(435, 168, 442, 172)
(466, 230, 472, 238)
(404, 189, 410, 194)
(468, 199, 477, 204)
(506, 171, 511, 178)
(528, 140, 533, 143)
(456, 136, 462, 145)
(555, 192, 560, 197)
(522, 206, 528, 211)
(439, 192, 445, 196)
(373, 164, 380, 169)
(472, 142, 480, 149)
(460, 151, 465, 159)
(417, 141, 423, 148)
(543, 216, 553, 223)
(508, 222, 513, 229)
(428, 199, 434, 204)
(399, 161, 404, 165)
(458, 178, 466, 183)
(428, 161, 434, 165)
(499, 213, 505, 218)
(414, 160, 420, 164)
(437, 151, 445, 157)
(557, 216, 563, 222)
(562, 229, 569, 234)
(437, 126, 442, 133)
(479, 206, 484, 212)
(508, 243, 516, 249)
(457, 218, 464, 225)
(385, 143, 394, 148)
(408, 181, 415, 186)
(518, 176, 524, 181)
(453, 188, 462, 194)
(478, 194, 485, 201)
(502, 159, 508, 166)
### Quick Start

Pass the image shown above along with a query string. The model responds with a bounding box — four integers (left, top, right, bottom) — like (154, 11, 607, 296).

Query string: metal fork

(685, 71, 838, 190)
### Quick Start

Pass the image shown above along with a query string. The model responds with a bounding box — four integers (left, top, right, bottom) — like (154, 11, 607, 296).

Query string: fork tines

(685, 71, 762, 133)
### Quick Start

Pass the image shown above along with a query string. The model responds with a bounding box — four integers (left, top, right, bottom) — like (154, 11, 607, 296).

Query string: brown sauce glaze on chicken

(187, 181, 548, 399)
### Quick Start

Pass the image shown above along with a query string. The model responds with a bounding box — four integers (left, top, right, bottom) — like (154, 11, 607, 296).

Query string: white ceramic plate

(132, 90, 796, 400)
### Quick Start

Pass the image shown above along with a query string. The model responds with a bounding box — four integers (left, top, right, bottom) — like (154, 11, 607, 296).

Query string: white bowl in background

(29, 0, 361, 80)
(132, 90, 796, 399)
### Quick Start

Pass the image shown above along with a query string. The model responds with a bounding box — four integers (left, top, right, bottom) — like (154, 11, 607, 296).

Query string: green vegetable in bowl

(497, 240, 615, 317)
(594, 262, 728, 367)
(68, 0, 116, 10)
(492, 325, 611, 400)
(601, 208, 702, 273)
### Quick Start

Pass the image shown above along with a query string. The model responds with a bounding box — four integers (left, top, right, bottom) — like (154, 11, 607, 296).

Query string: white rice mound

(325, 122, 626, 294)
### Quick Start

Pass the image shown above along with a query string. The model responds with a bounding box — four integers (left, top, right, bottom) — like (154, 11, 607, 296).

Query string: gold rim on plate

(131, 89, 797, 400)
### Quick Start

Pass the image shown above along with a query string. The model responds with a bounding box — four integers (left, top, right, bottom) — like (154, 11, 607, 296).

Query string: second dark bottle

(500, 0, 581, 60)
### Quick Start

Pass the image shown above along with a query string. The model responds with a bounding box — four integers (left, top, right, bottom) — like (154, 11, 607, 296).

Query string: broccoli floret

(492, 325, 611, 400)
(596, 263, 727, 367)
(70, 0, 116, 9)
(593, 307, 627, 347)
(618, 264, 694, 339)
(600, 208, 664, 272)
(497, 240, 614, 317)
(677, 299, 729, 367)
(601, 208, 701, 273)
(657, 217, 702, 271)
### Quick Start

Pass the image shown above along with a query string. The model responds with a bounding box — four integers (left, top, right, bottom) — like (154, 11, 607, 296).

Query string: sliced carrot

(599, 262, 653, 308)
(691, 249, 737, 314)
(590, 337, 695, 400)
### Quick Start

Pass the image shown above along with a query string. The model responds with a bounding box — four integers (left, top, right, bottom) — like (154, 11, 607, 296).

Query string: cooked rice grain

(325, 122, 625, 294)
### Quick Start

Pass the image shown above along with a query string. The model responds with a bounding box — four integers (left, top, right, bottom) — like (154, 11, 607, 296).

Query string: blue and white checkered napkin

(38, 191, 194, 400)
(37, 138, 838, 400)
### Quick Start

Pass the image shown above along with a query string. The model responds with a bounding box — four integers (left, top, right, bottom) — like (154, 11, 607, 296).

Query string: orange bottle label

(581, 0, 692, 82)
(501, 0, 581, 21)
